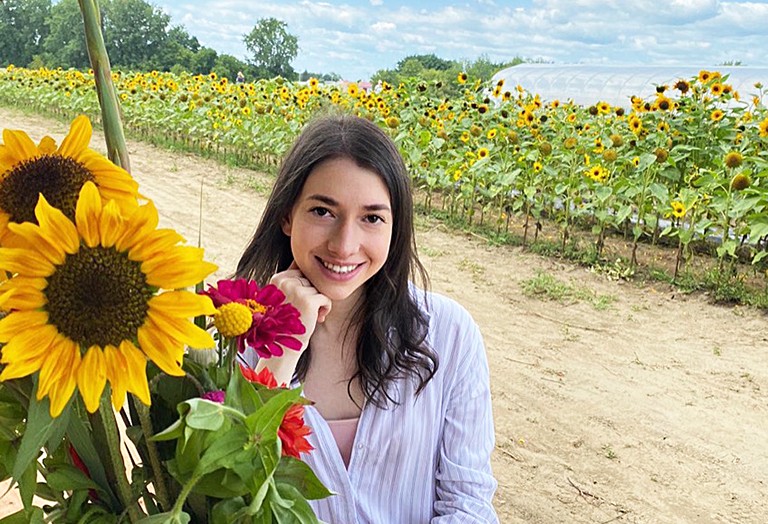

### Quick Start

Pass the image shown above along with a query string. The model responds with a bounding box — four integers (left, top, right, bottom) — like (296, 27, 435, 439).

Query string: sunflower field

(1, 65, 767, 301)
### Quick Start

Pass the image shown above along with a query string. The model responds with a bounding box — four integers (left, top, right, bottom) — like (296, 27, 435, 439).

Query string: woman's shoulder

(409, 284, 478, 332)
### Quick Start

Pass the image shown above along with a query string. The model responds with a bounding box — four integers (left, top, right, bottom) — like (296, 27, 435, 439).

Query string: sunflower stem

(78, 0, 131, 172)
(90, 393, 143, 522)
(134, 398, 171, 512)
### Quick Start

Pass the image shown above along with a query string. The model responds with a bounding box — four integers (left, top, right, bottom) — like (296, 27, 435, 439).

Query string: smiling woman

(235, 113, 499, 522)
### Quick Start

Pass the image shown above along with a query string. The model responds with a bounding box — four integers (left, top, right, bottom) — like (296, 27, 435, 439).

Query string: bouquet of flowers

(0, 114, 330, 522)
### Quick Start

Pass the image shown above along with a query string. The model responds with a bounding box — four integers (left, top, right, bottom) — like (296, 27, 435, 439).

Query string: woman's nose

(327, 220, 358, 257)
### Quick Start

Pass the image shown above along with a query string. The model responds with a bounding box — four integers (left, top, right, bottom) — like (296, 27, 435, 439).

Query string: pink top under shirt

(325, 417, 360, 468)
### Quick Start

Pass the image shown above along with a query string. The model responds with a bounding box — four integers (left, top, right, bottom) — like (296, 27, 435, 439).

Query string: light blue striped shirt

(301, 290, 499, 523)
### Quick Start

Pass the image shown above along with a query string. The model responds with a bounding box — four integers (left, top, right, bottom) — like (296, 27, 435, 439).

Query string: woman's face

(282, 157, 393, 305)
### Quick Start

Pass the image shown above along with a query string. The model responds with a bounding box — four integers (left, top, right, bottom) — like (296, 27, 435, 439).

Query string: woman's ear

(281, 215, 292, 237)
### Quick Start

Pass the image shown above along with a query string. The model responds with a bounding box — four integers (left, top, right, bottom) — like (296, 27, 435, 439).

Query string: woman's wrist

(254, 347, 304, 386)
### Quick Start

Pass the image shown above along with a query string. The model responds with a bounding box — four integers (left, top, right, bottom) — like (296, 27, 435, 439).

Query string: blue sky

(153, 0, 768, 81)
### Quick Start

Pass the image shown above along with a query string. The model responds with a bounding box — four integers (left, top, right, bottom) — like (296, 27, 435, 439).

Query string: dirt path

(1, 108, 766, 523)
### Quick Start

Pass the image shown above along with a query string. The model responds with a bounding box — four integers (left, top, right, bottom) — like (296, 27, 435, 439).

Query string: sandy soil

(1, 108, 766, 523)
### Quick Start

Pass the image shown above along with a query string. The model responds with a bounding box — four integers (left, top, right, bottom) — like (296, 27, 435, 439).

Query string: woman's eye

(364, 214, 384, 224)
(311, 207, 331, 217)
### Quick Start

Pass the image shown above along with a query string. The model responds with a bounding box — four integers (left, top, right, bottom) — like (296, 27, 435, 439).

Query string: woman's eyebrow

(306, 194, 391, 213)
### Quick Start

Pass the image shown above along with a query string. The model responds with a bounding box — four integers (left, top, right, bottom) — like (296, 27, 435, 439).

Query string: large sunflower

(0, 182, 217, 416)
(0, 115, 139, 242)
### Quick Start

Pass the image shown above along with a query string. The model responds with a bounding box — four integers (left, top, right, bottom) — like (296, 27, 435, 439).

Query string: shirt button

(357, 444, 364, 450)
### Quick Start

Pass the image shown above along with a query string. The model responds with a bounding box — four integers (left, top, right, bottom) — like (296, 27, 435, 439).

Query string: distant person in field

(236, 114, 499, 522)
(235, 71, 245, 83)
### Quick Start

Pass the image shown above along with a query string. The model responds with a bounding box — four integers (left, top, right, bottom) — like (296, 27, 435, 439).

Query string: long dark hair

(236, 113, 438, 407)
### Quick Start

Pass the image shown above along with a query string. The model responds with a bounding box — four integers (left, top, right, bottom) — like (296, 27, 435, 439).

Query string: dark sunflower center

(0, 154, 95, 224)
(45, 246, 153, 348)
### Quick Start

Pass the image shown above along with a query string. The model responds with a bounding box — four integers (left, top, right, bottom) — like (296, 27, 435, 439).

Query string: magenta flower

(201, 279, 306, 358)
(202, 390, 226, 403)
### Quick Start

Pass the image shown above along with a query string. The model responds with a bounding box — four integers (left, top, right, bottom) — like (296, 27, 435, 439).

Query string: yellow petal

(0, 247, 55, 277)
(147, 308, 215, 349)
(115, 201, 159, 252)
(129, 229, 185, 262)
(37, 136, 57, 155)
(117, 341, 150, 407)
(0, 324, 58, 375)
(48, 343, 79, 417)
(75, 181, 102, 248)
(57, 115, 91, 158)
(5, 222, 66, 265)
(137, 322, 185, 377)
(99, 200, 123, 248)
(149, 291, 216, 317)
(103, 345, 128, 410)
(77, 346, 107, 413)
(38, 335, 77, 400)
(2, 128, 39, 163)
(143, 247, 217, 289)
(0, 310, 49, 342)
(0, 285, 46, 311)
(36, 195, 79, 255)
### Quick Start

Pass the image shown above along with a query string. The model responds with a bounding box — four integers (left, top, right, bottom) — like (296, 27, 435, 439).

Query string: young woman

(236, 114, 498, 522)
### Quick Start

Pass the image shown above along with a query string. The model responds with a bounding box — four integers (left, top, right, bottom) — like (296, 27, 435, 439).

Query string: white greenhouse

(491, 64, 768, 108)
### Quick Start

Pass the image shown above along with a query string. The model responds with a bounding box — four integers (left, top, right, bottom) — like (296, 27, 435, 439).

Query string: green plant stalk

(90, 393, 143, 522)
(134, 399, 171, 512)
(78, 0, 131, 172)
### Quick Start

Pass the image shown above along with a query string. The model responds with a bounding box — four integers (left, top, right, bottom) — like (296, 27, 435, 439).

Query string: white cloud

(370, 21, 396, 33)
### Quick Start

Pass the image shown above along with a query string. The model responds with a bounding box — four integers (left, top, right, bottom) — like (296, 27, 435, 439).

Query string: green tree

(212, 53, 249, 81)
(102, 0, 170, 70)
(396, 53, 453, 71)
(0, 0, 52, 67)
(42, 0, 89, 68)
(243, 17, 298, 80)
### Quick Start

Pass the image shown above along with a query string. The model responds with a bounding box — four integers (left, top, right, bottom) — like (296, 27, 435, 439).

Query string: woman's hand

(270, 262, 332, 351)
(255, 262, 331, 385)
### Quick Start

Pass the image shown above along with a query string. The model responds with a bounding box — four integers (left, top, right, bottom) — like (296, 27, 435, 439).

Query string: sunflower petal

(2, 128, 39, 164)
(38, 335, 77, 400)
(0, 324, 58, 376)
(148, 309, 215, 349)
(103, 345, 128, 410)
(137, 321, 185, 377)
(149, 291, 216, 317)
(0, 247, 55, 276)
(0, 285, 46, 311)
(77, 346, 107, 413)
(129, 229, 186, 262)
(115, 200, 159, 252)
(5, 222, 66, 265)
(75, 181, 103, 248)
(143, 247, 217, 289)
(120, 341, 150, 406)
(36, 195, 79, 255)
(37, 136, 57, 155)
(57, 115, 91, 158)
(99, 200, 123, 248)
(0, 310, 49, 342)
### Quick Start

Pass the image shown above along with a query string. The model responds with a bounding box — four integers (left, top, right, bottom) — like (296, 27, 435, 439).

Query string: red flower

(239, 364, 314, 458)
(201, 279, 305, 358)
(68, 444, 99, 501)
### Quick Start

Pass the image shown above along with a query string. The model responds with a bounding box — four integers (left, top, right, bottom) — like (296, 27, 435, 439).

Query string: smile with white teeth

(322, 260, 359, 274)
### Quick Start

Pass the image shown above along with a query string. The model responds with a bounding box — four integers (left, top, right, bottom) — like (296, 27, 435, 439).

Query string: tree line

(0, 0, 533, 84)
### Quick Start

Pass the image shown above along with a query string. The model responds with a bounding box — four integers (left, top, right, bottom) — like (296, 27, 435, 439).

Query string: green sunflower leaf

(11, 381, 71, 484)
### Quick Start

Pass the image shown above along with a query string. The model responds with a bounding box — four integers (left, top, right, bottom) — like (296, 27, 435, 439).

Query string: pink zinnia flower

(201, 279, 305, 358)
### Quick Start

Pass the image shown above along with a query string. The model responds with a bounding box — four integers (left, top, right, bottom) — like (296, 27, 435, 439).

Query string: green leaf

(12, 382, 71, 482)
(193, 428, 250, 477)
(17, 460, 36, 510)
(648, 182, 668, 203)
(211, 497, 248, 524)
(0, 507, 44, 524)
(275, 457, 333, 500)
(46, 464, 101, 492)
(246, 388, 302, 439)
(66, 401, 119, 510)
(184, 399, 229, 431)
(134, 511, 191, 524)
(271, 483, 322, 524)
(748, 220, 768, 242)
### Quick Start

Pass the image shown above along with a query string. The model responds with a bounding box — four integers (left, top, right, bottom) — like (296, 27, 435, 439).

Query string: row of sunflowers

(0, 115, 330, 522)
(0, 65, 767, 280)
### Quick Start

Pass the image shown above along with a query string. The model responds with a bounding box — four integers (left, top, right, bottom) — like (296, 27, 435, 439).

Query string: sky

(153, 0, 768, 81)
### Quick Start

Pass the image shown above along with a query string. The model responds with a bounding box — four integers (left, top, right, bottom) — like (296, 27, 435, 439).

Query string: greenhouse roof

(491, 64, 768, 108)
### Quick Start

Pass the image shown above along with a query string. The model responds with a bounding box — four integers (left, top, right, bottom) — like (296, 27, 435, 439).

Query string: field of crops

(2, 66, 767, 300)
